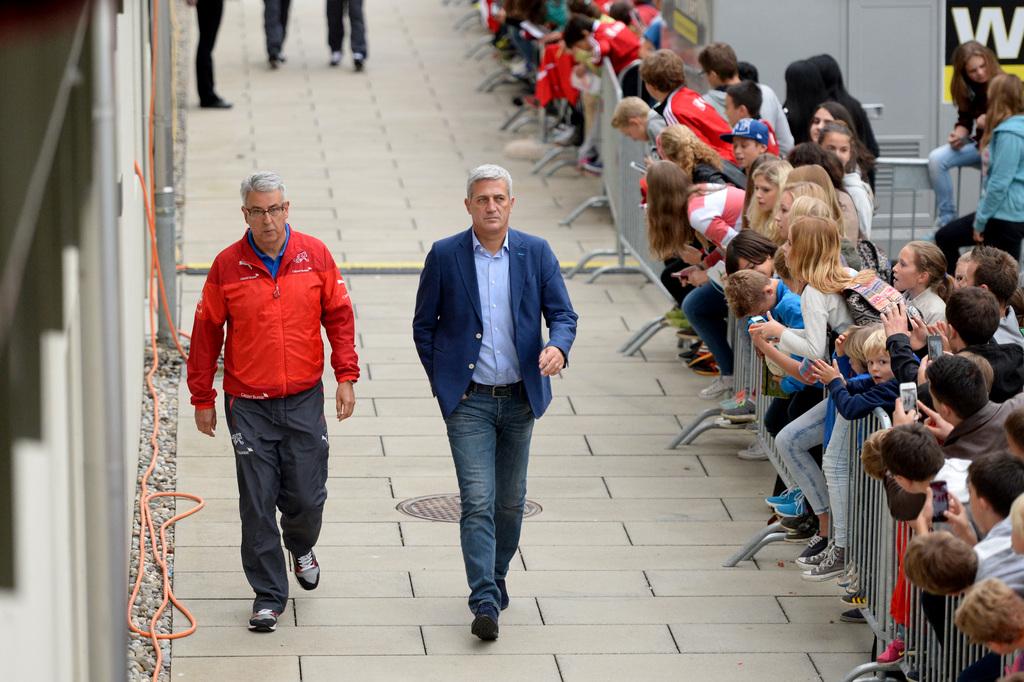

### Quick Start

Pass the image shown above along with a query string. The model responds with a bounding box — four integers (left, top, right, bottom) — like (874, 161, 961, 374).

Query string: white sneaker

(736, 441, 768, 460)
(329, 51, 342, 66)
(699, 375, 733, 400)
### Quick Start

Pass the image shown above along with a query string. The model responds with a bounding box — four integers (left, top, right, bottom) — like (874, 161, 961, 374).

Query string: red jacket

(592, 20, 640, 74)
(663, 86, 736, 163)
(187, 229, 359, 409)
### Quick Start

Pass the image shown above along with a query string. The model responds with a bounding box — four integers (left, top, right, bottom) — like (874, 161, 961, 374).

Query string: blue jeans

(444, 387, 535, 613)
(928, 142, 981, 226)
(823, 415, 851, 547)
(775, 400, 828, 514)
(682, 282, 732, 376)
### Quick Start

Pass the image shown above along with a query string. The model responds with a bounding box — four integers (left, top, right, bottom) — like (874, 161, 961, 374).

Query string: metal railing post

(155, 187, 178, 343)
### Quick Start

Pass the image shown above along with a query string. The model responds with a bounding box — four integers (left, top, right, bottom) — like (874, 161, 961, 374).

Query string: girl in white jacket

(818, 121, 875, 239)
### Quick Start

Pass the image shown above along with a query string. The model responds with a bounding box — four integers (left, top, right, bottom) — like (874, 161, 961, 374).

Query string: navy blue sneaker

(496, 578, 509, 611)
(471, 603, 499, 641)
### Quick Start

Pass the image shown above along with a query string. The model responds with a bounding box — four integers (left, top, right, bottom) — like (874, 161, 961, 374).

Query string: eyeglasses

(244, 204, 288, 218)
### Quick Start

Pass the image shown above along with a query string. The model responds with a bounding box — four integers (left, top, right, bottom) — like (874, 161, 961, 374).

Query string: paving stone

(171, 599, 295, 630)
(299, 655, 561, 682)
(521, 545, 755, 571)
(423, 624, 677, 655)
(604, 476, 773, 499)
(646, 570, 849, 598)
(294, 597, 541, 626)
(175, 521, 402, 547)
(411, 570, 652, 598)
(401, 521, 630, 546)
(556, 653, 821, 681)
(170, 656, 301, 681)
(391, 476, 609, 499)
(669, 623, 874, 654)
(173, 570, 412, 599)
(381, 434, 590, 456)
(538, 596, 786, 625)
(173, 625, 423, 657)
(623, 521, 766, 546)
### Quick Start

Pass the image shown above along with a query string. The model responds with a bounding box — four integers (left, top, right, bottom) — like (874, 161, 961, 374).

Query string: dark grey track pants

(225, 382, 329, 612)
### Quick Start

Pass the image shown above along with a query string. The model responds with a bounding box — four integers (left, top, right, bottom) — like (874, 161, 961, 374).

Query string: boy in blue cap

(721, 118, 772, 170)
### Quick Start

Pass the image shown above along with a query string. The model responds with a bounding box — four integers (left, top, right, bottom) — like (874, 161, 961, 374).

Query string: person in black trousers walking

(264, 0, 292, 68)
(326, 0, 367, 70)
(190, 0, 231, 108)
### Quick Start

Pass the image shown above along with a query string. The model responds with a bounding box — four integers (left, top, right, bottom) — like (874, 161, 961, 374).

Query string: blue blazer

(413, 228, 578, 419)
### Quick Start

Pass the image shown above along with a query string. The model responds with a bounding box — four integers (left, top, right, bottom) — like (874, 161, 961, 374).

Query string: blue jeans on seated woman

(928, 142, 981, 227)
(682, 282, 732, 376)
(444, 388, 534, 614)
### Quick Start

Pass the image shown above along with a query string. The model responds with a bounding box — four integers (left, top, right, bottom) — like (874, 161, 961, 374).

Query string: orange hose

(128, 15, 207, 668)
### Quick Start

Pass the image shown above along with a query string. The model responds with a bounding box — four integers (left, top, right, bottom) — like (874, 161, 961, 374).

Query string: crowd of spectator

(481, 1, 1024, 678)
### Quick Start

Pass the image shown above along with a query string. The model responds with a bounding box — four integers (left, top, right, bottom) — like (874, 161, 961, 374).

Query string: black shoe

(353, 53, 365, 72)
(496, 578, 509, 611)
(783, 513, 819, 542)
(199, 96, 233, 109)
(677, 340, 704, 361)
(839, 607, 865, 624)
(471, 603, 499, 641)
(269, 56, 282, 70)
(248, 609, 279, 632)
(291, 549, 320, 591)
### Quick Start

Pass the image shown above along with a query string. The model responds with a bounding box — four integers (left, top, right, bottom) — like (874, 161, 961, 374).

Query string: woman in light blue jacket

(936, 74, 1024, 268)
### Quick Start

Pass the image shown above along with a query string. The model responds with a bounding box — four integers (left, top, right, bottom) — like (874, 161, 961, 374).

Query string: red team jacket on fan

(588, 20, 640, 74)
(536, 43, 580, 106)
(187, 228, 359, 409)
(663, 86, 737, 163)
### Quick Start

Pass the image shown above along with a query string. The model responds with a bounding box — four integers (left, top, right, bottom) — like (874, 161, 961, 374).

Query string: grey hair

(240, 171, 286, 203)
(466, 164, 513, 199)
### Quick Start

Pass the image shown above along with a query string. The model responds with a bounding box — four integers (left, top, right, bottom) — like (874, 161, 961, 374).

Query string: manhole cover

(396, 493, 543, 522)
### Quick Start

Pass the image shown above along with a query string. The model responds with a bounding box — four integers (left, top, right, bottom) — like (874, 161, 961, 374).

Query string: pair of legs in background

(326, 0, 367, 67)
(225, 383, 329, 615)
(444, 388, 534, 617)
(935, 212, 1024, 272)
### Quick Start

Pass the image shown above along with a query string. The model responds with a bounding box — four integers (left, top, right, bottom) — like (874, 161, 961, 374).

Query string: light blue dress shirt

(471, 231, 521, 385)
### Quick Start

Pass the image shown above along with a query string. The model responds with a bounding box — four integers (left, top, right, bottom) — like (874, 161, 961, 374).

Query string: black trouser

(766, 389, 824, 496)
(263, 0, 292, 59)
(195, 0, 224, 103)
(935, 211, 1024, 273)
(660, 258, 693, 306)
(225, 383, 329, 613)
(326, 0, 367, 57)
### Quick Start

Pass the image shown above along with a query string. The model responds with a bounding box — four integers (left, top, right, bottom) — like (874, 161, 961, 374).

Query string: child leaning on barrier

(955, 578, 1024, 675)
(610, 96, 664, 147)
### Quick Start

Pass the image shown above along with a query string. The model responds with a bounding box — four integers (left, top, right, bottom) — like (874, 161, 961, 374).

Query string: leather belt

(467, 381, 523, 398)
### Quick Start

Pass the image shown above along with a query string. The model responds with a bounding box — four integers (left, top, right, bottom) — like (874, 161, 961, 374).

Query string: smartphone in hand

(930, 480, 949, 523)
(748, 315, 767, 327)
(899, 382, 918, 414)
(927, 335, 943, 362)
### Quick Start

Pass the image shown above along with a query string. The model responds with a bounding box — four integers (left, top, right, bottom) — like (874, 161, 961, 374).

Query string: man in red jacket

(186, 171, 359, 633)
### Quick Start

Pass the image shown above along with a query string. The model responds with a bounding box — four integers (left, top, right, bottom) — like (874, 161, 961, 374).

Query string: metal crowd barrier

(721, 336, 799, 567)
(871, 159, 981, 259)
(670, 313, 753, 449)
(561, 61, 677, 356)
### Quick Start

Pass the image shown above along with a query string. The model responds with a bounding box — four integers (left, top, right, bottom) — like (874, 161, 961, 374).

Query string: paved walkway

(171, 0, 871, 679)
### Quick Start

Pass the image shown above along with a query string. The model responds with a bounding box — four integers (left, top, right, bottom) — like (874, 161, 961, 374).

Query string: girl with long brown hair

(645, 160, 746, 400)
(891, 241, 951, 324)
(936, 74, 1024, 269)
(928, 41, 1003, 227)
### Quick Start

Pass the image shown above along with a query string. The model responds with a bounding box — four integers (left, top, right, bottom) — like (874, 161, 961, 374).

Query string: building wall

(0, 0, 154, 679)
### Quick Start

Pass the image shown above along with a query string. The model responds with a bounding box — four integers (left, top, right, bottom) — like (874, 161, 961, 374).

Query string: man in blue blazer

(413, 164, 577, 640)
